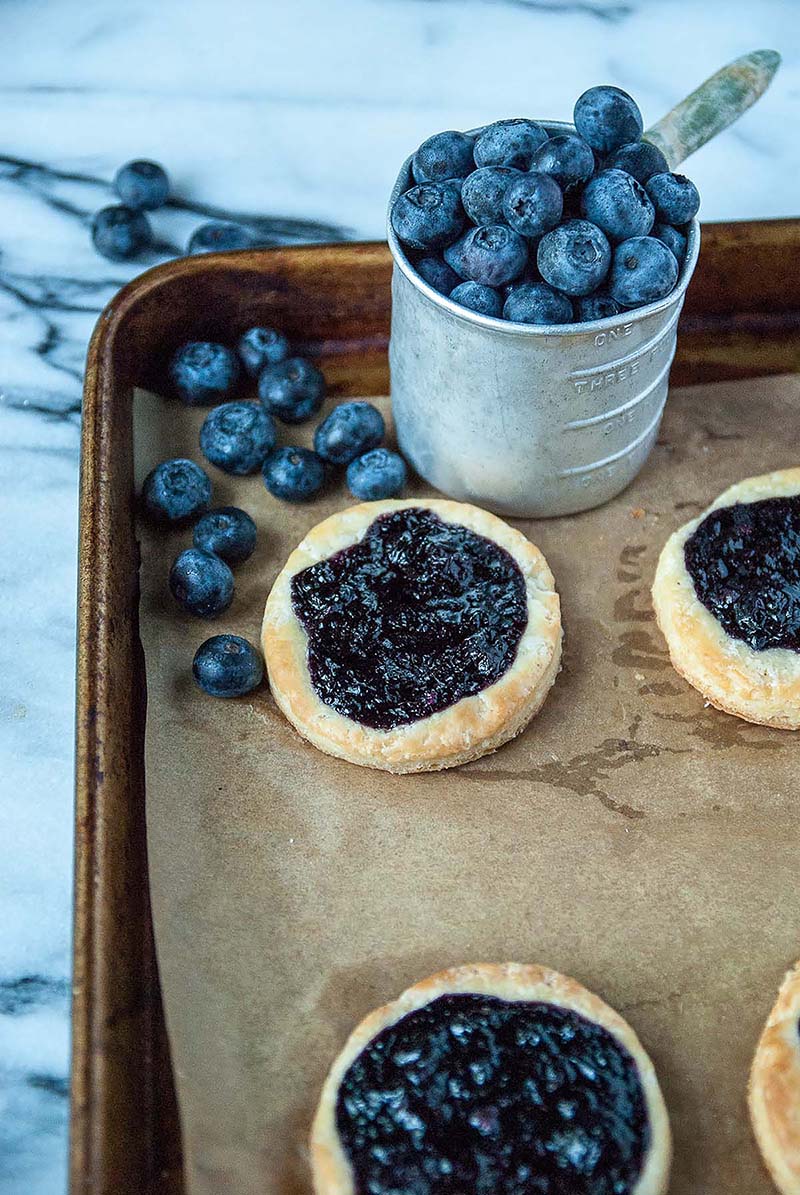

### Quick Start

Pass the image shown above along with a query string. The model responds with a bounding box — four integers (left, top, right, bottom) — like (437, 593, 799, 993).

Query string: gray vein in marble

(0, 154, 351, 244)
(412, 0, 633, 21)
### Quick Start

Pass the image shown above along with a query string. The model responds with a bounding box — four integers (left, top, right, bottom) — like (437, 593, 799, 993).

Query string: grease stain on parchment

(460, 716, 689, 821)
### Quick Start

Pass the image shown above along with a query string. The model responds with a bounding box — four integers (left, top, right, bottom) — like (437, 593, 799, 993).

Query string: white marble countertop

(0, 0, 796, 1189)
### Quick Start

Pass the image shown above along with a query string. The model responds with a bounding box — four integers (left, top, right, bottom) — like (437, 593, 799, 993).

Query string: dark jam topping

(684, 496, 800, 652)
(290, 507, 528, 730)
(336, 993, 650, 1195)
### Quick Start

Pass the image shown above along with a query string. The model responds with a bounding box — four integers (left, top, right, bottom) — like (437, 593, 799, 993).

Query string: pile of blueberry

(390, 87, 699, 325)
(141, 326, 407, 697)
(90, 158, 269, 262)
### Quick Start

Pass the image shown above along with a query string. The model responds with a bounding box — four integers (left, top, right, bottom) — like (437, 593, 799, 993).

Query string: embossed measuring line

(569, 307, 682, 395)
(564, 350, 676, 433)
(558, 407, 664, 479)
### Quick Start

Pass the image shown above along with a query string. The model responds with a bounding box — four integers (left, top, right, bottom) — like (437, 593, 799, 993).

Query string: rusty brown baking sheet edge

(72, 223, 800, 1195)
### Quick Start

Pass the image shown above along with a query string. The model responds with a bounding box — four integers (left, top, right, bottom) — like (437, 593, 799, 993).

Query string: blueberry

(141, 458, 212, 524)
(193, 507, 257, 565)
(502, 172, 563, 238)
(450, 281, 503, 318)
(460, 167, 522, 226)
(529, 134, 595, 195)
(604, 140, 668, 184)
(581, 168, 654, 242)
(262, 446, 325, 502)
(413, 254, 461, 295)
(170, 341, 240, 406)
(199, 401, 276, 475)
(314, 401, 385, 466)
(237, 326, 290, 376)
(113, 159, 169, 210)
(390, 182, 465, 251)
(608, 236, 679, 308)
(473, 119, 549, 170)
(346, 448, 407, 501)
(258, 357, 325, 424)
(444, 224, 528, 287)
(652, 222, 687, 265)
(412, 130, 475, 184)
(192, 634, 264, 698)
(537, 219, 611, 296)
(169, 548, 234, 618)
(574, 86, 643, 155)
(574, 291, 623, 321)
(645, 172, 700, 225)
(503, 281, 573, 325)
(91, 205, 152, 261)
(187, 222, 258, 254)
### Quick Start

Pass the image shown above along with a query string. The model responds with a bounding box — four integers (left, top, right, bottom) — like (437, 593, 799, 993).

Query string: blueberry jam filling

(290, 507, 528, 730)
(684, 496, 800, 652)
(335, 993, 650, 1195)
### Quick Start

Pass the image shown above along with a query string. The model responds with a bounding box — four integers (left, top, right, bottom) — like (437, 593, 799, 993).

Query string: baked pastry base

(750, 962, 800, 1195)
(652, 468, 800, 729)
(310, 962, 672, 1195)
(262, 498, 562, 772)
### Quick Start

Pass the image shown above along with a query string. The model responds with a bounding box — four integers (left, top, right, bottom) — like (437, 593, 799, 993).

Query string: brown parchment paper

(135, 373, 800, 1195)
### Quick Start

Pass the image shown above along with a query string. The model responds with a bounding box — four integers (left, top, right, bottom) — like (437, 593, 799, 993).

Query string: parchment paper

(135, 373, 800, 1195)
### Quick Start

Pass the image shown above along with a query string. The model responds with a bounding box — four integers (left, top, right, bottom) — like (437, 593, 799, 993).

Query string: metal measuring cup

(388, 51, 780, 518)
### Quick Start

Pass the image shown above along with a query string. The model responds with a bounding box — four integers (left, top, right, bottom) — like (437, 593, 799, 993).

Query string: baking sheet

(134, 373, 800, 1195)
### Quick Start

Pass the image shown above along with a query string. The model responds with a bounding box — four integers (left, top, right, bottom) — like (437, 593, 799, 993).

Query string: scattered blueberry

(502, 172, 563, 238)
(573, 86, 643, 154)
(652, 221, 687, 265)
(91, 205, 152, 261)
(193, 507, 258, 565)
(199, 401, 276, 475)
(412, 130, 475, 184)
(645, 172, 700, 225)
(574, 291, 623, 320)
(141, 458, 212, 524)
(473, 119, 549, 170)
(537, 219, 611, 296)
(503, 281, 573, 325)
(258, 357, 326, 424)
(170, 341, 240, 406)
(390, 182, 465, 251)
(169, 548, 234, 618)
(460, 166, 522, 226)
(604, 140, 669, 184)
(113, 159, 169, 210)
(238, 326, 290, 376)
(581, 168, 654, 242)
(450, 281, 503, 317)
(262, 446, 325, 502)
(192, 634, 264, 698)
(530, 134, 595, 195)
(314, 401, 385, 466)
(187, 222, 258, 255)
(346, 448, 408, 501)
(444, 224, 528, 287)
(608, 236, 679, 308)
(413, 254, 462, 295)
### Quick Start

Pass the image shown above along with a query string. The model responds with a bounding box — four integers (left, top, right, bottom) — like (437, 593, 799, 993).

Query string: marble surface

(0, 0, 796, 1190)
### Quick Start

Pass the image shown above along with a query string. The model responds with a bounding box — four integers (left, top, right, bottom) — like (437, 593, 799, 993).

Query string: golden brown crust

(749, 962, 800, 1194)
(652, 468, 800, 729)
(310, 962, 672, 1195)
(262, 499, 562, 772)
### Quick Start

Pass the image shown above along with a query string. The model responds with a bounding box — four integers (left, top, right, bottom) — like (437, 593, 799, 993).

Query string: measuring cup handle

(644, 49, 781, 170)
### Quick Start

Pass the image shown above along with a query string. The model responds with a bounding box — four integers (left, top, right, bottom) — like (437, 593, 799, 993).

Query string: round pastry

(749, 962, 800, 1194)
(652, 468, 800, 729)
(310, 962, 672, 1195)
(262, 499, 562, 772)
